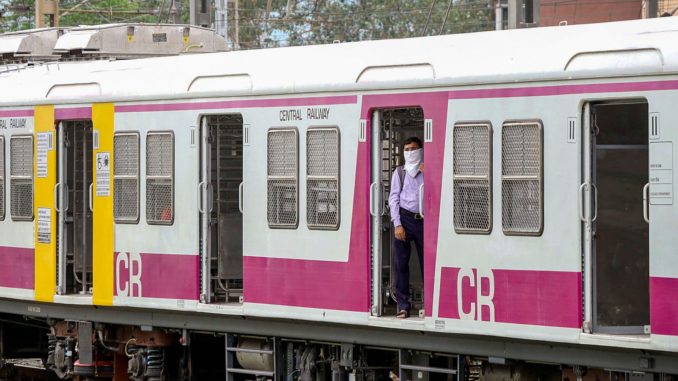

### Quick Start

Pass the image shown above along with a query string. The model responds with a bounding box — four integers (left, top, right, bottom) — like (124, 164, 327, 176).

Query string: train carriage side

(0, 108, 35, 300)
(433, 73, 678, 351)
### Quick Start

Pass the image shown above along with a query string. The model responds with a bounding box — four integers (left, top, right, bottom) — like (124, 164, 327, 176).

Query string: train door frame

(582, 99, 650, 335)
(56, 119, 95, 295)
(370, 107, 430, 317)
(199, 114, 245, 304)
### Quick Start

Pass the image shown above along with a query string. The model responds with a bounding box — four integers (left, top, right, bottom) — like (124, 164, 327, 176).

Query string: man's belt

(400, 208, 423, 220)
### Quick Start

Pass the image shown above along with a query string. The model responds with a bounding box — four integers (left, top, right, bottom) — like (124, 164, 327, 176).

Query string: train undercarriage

(1, 309, 676, 381)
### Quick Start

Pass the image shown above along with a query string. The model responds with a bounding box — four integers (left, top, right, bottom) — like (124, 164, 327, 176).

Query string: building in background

(496, 0, 678, 30)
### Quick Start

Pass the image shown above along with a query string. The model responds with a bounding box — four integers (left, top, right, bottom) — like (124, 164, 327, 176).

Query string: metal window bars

(267, 128, 298, 228)
(10, 135, 33, 221)
(306, 127, 340, 230)
(501, 121, 543, 235)
(114, 133, 140, 223)
(453, 122, 492, 234)
(146, 132, 174, 225)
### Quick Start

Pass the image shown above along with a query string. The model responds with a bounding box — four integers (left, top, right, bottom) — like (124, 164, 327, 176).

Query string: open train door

(363, 88, 449, 320)
(582, 100, 650, 334)
(199, 114, 245, 304)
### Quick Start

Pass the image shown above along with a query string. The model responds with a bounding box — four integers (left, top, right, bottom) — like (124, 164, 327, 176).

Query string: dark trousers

(393, 212, 424, 312)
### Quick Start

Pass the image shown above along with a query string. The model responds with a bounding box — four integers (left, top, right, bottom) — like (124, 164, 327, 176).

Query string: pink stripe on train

(116, 95, 358, 113)
(0, 109, 34, 118)
(650, 277, 678, 336)
(438, 267, 582, 328)
(114, 252, 199, 300)
(0, 246, 34, 289)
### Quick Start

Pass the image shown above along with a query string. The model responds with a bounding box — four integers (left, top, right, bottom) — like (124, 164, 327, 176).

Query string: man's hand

(419, 163, 424, 173)
(395, 226, 406, 241)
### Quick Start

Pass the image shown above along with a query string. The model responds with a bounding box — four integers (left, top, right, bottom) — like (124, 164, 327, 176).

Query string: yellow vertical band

(34, 105, 56, 302)
(92, 103, 115, 306)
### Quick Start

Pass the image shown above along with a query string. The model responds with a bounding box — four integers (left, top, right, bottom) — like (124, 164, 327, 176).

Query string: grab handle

(578, 183, 587, 222)
(418, 183, 425, 217)
(591, 183, 598, 222)
(643, 183, 650, 223)
(369, 182, 378, 217)
(54, 183, 62, 213)
(238, 182, 244, 214)
(197, 181, 206, 214)
(88, 184, 94, 212)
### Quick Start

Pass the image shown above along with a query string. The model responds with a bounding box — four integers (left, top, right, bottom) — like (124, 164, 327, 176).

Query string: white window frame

(453, 121, 492, 234)
(267, 128, 299, 229)
(114, 132, 140, 224)
(501, 120, 544, 236)
(10, 135, 34, 221)
(146, 131, 174, 226)
(306, 126, 340, 230)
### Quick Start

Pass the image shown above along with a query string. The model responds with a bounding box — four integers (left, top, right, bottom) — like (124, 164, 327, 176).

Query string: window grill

(146, 132, 174, 225)
(0, 137, 4, 220)
(453, 122, 492, 234)
(501, 121, 543, 235)
(114, 133, 139, 223)
(267, 128, 298, 228)
(307, 127, 340, 230)
(10, 135, 33, 221)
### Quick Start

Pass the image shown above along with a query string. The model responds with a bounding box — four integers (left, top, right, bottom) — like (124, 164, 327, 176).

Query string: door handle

(63, 184, 69, 211)
(369, 182, 378, 217)
(207, 182, 214, 213)
(197, 181, 206, 214)
(643, 183, 650, 223)
(591, 183, 598, 222)
(238, 182, 244, 214)
(54, 183, 61, 213)
(418, 183, 425, 217)
(578, 183, 587, 222)
(88, 183, 94, 212)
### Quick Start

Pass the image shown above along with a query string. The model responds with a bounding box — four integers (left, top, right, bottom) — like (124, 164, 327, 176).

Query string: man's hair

(403, 136, 422, 148)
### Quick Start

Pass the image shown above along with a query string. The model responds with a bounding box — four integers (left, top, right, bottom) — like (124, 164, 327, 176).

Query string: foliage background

(0, 0, 493, 48)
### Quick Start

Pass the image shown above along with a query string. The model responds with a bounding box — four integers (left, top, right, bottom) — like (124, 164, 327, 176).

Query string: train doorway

(199, 114, 244, 304)
(583, 101, 649, 334)
(56, 120, 94, 295)
(370, 107, 426, 318)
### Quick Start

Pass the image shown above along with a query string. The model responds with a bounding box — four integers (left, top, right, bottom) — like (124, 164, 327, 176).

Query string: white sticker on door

(649, 141, 673, 205)
(96, 152, 111, 197)
(37, 207, 51, 243)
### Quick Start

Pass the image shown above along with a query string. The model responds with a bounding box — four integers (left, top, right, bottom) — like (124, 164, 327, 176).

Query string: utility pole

(189, 0, 211, 27)
(647, 0, 658, 18)
(233, 0, 239, 48)
(35, 0, 59, 27)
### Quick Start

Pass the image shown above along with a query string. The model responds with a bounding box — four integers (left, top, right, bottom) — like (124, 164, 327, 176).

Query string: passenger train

(0, 16, 678, 381)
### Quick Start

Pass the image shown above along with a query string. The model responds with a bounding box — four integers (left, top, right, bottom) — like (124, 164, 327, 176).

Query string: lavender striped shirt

(388, 168, 423, 227)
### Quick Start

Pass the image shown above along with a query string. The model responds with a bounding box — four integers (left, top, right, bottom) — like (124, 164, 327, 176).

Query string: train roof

(2, 17, 678, 106)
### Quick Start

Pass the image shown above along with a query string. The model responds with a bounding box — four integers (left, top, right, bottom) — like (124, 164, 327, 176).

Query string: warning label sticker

(36, 132, 52, 178)
(37, 208, 51, 243)
(96, 152, 111, 197)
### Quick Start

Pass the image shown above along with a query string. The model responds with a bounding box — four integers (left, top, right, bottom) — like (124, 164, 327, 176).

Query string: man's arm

(388, 169, 402, 227)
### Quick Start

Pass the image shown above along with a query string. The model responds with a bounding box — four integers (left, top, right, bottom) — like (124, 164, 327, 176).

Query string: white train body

(1, 17, 678, 373)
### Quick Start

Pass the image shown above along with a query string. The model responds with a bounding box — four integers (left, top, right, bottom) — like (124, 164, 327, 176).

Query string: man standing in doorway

(388, 136, 424, 319)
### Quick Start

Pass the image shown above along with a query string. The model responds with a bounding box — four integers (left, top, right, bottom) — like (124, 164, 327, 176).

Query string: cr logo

(457, 268, 495, 322)
(116, 252, 142, 297)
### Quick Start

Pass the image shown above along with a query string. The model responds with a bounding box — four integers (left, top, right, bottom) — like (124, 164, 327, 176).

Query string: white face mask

(403, 148, 423, 177)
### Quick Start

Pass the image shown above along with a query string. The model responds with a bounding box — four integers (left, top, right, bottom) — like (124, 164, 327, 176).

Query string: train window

(10, 135, 33, 221)
(306, 127, 340, 230)
(146, 132, 174, 225)
(267, 128, 298, 228)
(501, 121, 543, 236)
(453, 122, 492, 234)
(0, 136, 4, 221)
(114, 132, 140, 223)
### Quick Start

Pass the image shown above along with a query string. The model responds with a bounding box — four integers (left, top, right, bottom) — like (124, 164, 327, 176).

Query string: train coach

(0, 16, 678, 381)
